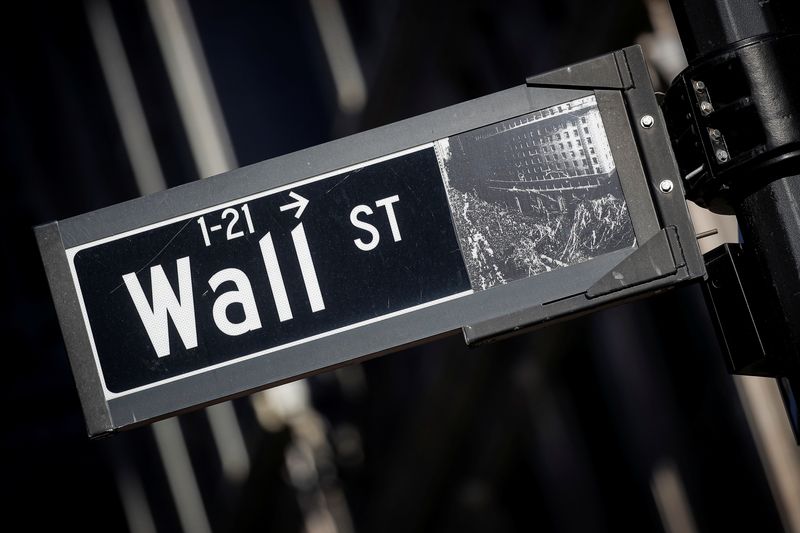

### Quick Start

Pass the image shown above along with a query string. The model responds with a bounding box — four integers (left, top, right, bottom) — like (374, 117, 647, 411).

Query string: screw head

(640, 115, 655, 129)
(659, 179, 674, 193)
(700, 101, 714, 115)
(694, 80, 706, 92)
(709, 128, 722, 141)
(716, 149, 729, 163)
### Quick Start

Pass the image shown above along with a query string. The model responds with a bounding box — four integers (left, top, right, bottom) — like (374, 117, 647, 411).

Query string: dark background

(0, 0, 791, 531)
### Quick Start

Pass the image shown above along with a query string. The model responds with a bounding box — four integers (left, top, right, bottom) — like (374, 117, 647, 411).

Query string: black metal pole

(667, 0, 800, 436)
(669, 0, 799, 64)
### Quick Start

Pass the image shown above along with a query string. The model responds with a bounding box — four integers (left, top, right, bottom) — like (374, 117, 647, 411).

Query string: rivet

(640, 115, 655, 129)
(659, 179, 674, 193)
(716, 149, 729, 163)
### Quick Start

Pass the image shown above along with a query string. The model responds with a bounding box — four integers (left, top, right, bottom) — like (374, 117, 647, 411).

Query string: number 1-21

(198, 204, 255, 246)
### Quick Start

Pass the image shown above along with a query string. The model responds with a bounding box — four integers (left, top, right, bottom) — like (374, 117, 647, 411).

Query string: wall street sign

(36, 47, 704, 436)
(70, 144, 472, 397)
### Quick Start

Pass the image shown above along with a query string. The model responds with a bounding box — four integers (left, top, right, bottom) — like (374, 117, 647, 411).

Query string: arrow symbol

(279, 191, 309, 219)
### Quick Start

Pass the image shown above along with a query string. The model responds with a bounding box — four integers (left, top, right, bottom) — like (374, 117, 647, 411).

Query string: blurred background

(2, 0, 800, 531)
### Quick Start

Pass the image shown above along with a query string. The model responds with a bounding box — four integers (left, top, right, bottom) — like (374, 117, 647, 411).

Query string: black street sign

(36, 47, 704, 436)
(71, 145, 470, 396)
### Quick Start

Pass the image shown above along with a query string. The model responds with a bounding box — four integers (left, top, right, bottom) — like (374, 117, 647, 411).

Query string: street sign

(70, 144, 471, 396)
(37, 46, 704, 436)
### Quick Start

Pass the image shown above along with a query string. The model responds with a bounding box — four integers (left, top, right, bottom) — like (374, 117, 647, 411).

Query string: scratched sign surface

(64, 95, 634, 400)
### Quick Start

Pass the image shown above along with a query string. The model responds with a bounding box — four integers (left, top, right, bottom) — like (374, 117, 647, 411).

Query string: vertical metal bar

(308, 0, 367, 114)
(152, 419, 213, 533)
(649, 460, 699, 533)
(205, 402, 252, 482)
(85, 0, 166, 195)
(734, 376, 800, 533)
(112, 459, 158, 533)
(144, 0, 237, 176)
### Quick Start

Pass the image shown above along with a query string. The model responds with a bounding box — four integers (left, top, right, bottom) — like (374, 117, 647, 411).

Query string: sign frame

(36, 46, 704, 437)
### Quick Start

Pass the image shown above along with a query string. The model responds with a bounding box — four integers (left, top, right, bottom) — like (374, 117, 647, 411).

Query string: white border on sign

(66, 142, 474, 400)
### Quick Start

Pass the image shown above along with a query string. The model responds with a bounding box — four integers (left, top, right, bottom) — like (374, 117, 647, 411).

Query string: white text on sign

(122, 194, 403, 357)
(350, 195, 402, 251)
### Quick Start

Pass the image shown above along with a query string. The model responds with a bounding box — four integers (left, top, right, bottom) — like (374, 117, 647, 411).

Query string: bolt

(709, 128, 722, 141)
(694, 80, 706, 92)
(700, 101, 714, 115)
(640, 115, 655, 129)
(659, 179, 674, 193)
(716, 149, 729, 163)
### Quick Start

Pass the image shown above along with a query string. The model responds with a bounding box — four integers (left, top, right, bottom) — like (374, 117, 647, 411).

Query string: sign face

(69, 146, 473, 396)
(65, 94, 637, 400)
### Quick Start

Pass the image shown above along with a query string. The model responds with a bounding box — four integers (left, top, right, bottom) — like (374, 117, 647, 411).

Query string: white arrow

(279, 191, 309, 219)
